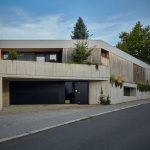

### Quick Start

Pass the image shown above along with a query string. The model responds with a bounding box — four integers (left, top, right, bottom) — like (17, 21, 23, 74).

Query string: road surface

(0, 103, 150, 150)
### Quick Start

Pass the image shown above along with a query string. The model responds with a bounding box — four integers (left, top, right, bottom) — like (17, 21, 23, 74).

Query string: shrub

(106, 95, 111, 105)
(99, 88, 111, 105)
(110, 75, 125, 88)
(8, 50, 18, 60)
(110, 76, 116, 84)
(72, 41, 93, 63)
(137, 82, 150, 92)
(99, 88, 105, 104)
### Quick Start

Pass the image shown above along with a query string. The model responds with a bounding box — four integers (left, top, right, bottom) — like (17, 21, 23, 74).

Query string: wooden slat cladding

(62, 48, 74, 63)
(133, 64, 145, 82)
(88, 48, 101, 64)
(101, 49, 109, 66)
(110, 53, 133, 83)
(145, 70, 150, 82)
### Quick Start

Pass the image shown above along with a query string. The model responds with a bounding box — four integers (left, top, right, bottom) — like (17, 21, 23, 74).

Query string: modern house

(0, 40, 150, 110)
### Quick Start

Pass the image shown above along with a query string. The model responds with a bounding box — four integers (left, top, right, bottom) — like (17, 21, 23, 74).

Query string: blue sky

(0, 0, 150, 45)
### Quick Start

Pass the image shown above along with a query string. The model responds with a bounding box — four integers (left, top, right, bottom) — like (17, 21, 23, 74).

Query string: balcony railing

(0, 60, 110, 80)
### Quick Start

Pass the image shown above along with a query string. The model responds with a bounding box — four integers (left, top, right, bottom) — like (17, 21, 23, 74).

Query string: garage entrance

(10, 81, 65, 104)
(10, 81, 89, 105)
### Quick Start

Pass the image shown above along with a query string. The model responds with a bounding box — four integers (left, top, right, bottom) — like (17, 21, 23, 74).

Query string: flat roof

(0, 40, 150, 70)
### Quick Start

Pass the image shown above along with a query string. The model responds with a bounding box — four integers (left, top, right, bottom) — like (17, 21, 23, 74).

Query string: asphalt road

(0, 103, 150, 150)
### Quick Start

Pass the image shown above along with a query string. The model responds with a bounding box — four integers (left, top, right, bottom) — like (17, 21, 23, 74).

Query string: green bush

(72, 41, 92, 63)
(110, 76, 116, 84)
(8, 50, 18, 60)
(99, 88, 111, 105)
(110, 75, 125, 88)
(106, 95, 111, 105)
(137, 82, 150, 92)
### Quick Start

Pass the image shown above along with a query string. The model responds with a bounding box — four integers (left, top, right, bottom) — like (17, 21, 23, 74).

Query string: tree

(72, 41, 93, 63)
(71, 17, 91, 39)
(116, 21, 150, 64)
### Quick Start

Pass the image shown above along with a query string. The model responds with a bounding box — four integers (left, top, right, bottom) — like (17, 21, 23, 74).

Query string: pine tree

(71, 17, 90, 39)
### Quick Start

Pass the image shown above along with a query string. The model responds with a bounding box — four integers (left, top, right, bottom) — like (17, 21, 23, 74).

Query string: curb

(0, 101, 149, 143)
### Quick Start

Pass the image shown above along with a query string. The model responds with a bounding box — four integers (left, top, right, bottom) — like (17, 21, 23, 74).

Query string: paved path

(1, 103, 150, 150)
(0, 99, 150, 142)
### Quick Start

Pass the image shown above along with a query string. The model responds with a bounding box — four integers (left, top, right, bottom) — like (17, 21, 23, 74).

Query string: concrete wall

(109, 84, 136, 104)
(0, 48, 1, 60)
(110, 83, 150, 104)
(0, 77, 2, 110)
(137, 91, 150, 100)
(89, 81, 109, 104)
(0, 60, 110, 80)
(3, 80, 9, 107)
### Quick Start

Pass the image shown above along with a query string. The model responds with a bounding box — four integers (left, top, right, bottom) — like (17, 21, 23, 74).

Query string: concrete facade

(3, 80, 9, 107)
(0, 60, 109, 80)
(89, 81, 109, 104)
(0, 77, 2, 110)
(0, 40, 150, 110)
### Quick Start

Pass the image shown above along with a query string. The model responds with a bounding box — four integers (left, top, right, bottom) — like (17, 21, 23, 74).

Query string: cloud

(88, 14, 150, 45)
(0, 8, 150, 45)
(0, 7, 73, 39)
(106, 13, 133, 21)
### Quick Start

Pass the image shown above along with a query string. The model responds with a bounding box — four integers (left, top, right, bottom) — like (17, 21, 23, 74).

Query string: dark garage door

(10, 81, 65, 104)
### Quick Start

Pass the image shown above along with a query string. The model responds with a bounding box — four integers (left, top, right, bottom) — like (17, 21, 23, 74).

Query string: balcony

(0, 60, 110, 80)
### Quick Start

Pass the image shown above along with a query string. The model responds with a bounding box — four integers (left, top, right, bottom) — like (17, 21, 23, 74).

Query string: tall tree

(116, 21, 150, 64)
(71, 17, 90, 39)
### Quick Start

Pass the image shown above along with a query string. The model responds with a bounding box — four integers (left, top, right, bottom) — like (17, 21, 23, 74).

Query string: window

(18, 53, 35, 61)
(101, 49, 109, 66)
(36, 54, 45, 62)
(49, 54, 57, 62)
(124, 87, 136, 96)
(3, 53, 8, 59)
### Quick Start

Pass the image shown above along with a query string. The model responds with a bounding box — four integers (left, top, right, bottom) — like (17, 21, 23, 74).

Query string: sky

(0, 0, 150, 45)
